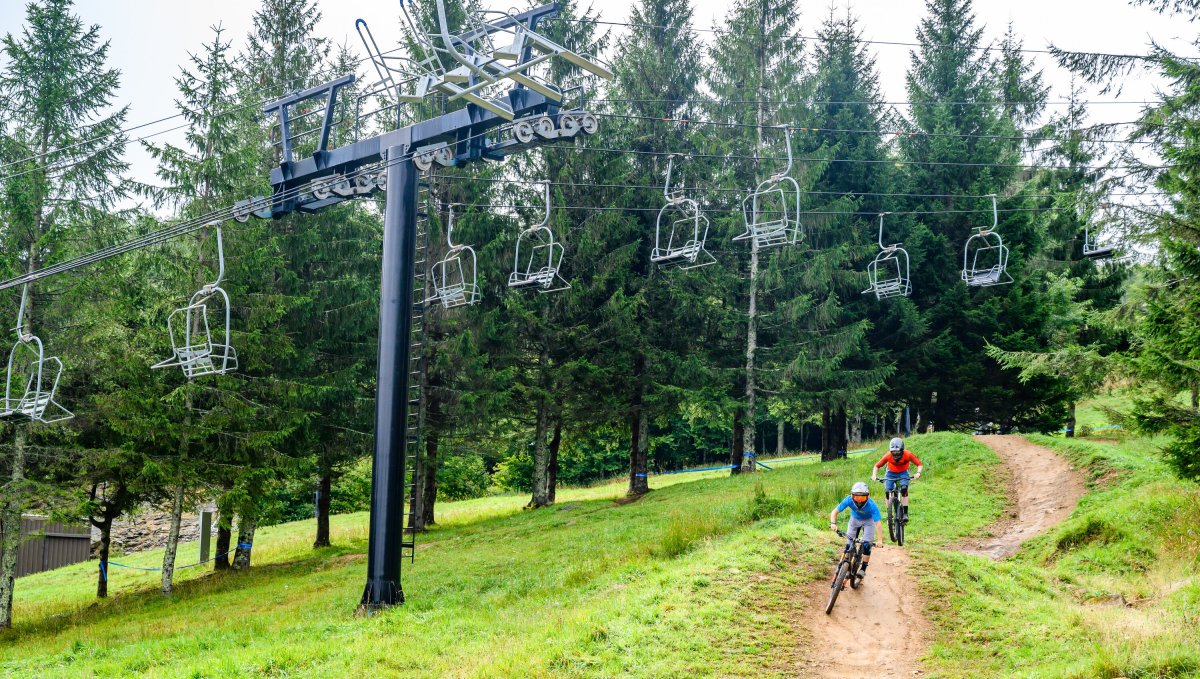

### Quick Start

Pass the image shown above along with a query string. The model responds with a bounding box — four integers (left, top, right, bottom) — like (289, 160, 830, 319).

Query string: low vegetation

(0, 434, 1001, 677)
(918, 434, 1200, 678)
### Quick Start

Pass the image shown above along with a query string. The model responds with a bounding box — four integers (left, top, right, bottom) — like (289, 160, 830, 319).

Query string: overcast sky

(0, 0, 1191, 187)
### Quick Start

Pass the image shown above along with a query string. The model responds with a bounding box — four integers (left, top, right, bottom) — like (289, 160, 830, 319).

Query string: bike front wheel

(896, 514, 906, 546)
(826, 561, 850, 614)
(887, 498, 898, 543)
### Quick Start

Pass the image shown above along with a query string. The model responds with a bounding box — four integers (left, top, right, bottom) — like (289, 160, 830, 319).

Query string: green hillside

(1, 435, 1000, 678)
(3, 430, 1197, 678)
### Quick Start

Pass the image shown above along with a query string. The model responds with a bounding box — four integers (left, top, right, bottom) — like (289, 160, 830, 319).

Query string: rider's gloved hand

(914, 472, 921, 479)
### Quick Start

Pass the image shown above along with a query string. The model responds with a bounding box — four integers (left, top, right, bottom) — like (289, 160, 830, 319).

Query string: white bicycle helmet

(889, 437, 904, 453)
(851, 481, 870, 496)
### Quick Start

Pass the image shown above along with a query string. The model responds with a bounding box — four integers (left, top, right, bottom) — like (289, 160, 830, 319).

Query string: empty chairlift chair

(652, 155, 714, 269)
(735, 126, 802, 250)
(1082, 224, 1116, 260)
(152, 226, 238, 379)
(863, 212, 911, 300)
(508, 182, 569, 293)
(428, 204, 480, 309)
(0, 285, 72, 424)
(961, 194, 1013, 287)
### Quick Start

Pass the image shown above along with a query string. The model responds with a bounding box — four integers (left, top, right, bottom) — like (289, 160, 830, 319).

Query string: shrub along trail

(960, 435, 1086, 560)
(799, 434, 1086, 677)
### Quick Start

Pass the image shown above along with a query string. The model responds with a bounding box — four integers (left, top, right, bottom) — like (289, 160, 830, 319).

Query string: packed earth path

(796, 435, 1088, 678)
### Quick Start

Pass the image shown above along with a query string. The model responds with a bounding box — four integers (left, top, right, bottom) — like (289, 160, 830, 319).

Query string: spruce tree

(0, 0, 128, 627)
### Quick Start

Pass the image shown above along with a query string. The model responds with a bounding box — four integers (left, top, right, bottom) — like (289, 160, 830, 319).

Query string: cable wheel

(513, 120, 535, 144)
(579, 112, 599, 135)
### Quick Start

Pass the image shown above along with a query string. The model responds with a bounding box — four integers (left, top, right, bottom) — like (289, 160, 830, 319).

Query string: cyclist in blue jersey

(828, 481, 883, 578)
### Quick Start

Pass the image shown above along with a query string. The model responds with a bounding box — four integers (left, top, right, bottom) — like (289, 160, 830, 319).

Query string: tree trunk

(1066, 401, 1077, 438)
(313, 465, 332, 548)
(232, 515, 256, 570)
(547, 421, 562, 503)
(214, 521, 232, 571)
(628, 408, 650, 496)
(422, 429, 438, 526)
(851, 413, 862, 444)
(161, 473, 185, 595)
(0, 426, 27, 629)
(820, 406, 833, 461)
(408, 439, 425, 532)
(95, 517, 112, 599)
(776, 419, 785, 456)
(528, 388, 551, 508)
(1191, 385, 1198, 414)
(730, 408, 746, 474)
(835, 408, 849, 458)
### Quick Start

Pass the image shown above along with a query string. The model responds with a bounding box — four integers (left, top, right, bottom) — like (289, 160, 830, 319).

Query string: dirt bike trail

(793, 435, 1085, 677)
(796, 545, 930, 678)
(960, 435, 1086, 559)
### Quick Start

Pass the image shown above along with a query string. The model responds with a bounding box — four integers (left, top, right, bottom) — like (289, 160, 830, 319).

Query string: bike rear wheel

(826, 561, 850, 614)
(849, 550, 863, 589)
(887, 495, 898, 542)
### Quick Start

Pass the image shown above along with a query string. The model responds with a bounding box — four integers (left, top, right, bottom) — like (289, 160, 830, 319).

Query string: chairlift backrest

(652, 155, 714, 269)
(152, 226, 238, 379)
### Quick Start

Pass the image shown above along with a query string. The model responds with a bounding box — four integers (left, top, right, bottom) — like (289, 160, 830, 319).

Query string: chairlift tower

(236, 1, 611, 612)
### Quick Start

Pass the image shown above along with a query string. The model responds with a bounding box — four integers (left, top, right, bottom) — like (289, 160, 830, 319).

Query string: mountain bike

(825, 528, 869, 614)
(878, 476, 916, 546)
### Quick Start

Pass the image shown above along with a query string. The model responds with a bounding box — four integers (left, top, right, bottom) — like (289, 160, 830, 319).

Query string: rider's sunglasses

(851, 493, 869, 500)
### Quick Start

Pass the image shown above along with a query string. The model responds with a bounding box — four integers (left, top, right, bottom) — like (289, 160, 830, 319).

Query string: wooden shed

(1, 515, 92, 578)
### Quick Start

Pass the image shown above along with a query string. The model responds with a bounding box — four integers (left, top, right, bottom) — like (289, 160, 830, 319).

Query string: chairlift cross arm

(262, 73, 356, 166)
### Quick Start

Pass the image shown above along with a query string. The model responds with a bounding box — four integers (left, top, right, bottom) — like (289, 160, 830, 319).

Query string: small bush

(748, 481, 793, 521)
(437, 454, 491, 501)
(654, 510, 730, 558)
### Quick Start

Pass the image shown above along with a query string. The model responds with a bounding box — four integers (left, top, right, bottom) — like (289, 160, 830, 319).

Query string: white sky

(0, 0, 1191, 187)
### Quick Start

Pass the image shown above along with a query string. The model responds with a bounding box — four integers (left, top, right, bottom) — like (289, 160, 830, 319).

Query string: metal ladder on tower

(402, 173, 433, 560)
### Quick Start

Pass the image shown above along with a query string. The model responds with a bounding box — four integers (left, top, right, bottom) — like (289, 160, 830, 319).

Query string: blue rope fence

(652, 445, 882, 477)
(100, 543, 251, 582)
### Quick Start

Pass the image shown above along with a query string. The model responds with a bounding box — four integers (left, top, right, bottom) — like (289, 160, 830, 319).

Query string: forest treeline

(1, 0, 1199, 628)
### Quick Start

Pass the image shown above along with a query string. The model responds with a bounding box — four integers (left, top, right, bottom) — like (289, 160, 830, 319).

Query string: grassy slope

(0, 433, 1001, 678)
(917, 433, 1200, 678)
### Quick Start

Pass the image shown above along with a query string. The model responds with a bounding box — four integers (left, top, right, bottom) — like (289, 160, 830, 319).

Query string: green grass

(0, 432, 1002, 678)
(917, 428, 1200, 678)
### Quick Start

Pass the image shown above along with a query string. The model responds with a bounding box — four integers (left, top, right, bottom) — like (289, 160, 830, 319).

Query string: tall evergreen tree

(0, 0, 128, 627)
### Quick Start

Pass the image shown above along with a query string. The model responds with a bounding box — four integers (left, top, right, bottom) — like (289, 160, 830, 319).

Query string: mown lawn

(0, 433, 1001, 678)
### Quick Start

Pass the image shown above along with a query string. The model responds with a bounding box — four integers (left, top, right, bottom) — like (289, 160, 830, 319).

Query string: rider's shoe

(857, 566, 867, 579)
(901, 506, 909, 521)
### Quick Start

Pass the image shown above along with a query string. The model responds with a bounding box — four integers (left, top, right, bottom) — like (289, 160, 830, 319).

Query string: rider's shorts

(884, 470, 911, 493)
(847, 516, 876, 546)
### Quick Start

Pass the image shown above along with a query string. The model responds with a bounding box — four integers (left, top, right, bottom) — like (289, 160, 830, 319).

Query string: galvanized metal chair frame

(428, 204, 481, 309)
(961, 194, 1013, 287)
(508, 182, 569, 293)
(395, 0, 613, 121)
(1082, 224, 1116, 260)
(735, 126, 802, 250)
(863, 212, 911, 300)
(652, 155, 714, 270)
(1, 285, 72, 424)
(152, 226, 238, 379)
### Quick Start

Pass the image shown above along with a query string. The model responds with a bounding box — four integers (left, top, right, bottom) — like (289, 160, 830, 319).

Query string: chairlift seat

(1, 338, 72, 424)
(864, 245, 912, 300)
(509, 236, 565, 289)
(736, 176, 802, 250)
(426, 205, 482, 309)
(961, 231, 1012, 288)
